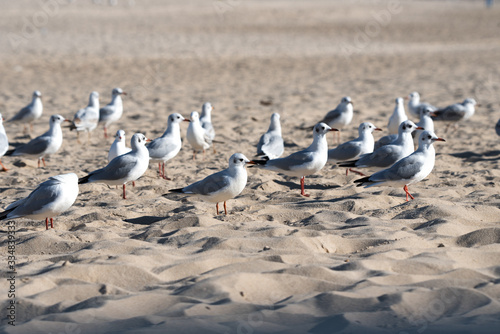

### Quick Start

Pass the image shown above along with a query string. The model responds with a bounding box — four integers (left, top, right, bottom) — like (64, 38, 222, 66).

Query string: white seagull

(148, 113, 189, 179)
(99, 87, 127, 138)
(328, 122, 381, 175)
(407, 91, 437, 118)
(8, 90, 43, 136)
(200, 102, 216, 152)
(318, 96, 354, 144)
(256, 113, 284, 160)
(169, 153, 250, 215)
(0, 113, 9, 171)
(108, 129, 131, 162)
(388, 97, 408, 135)
(79, 133, 150, 199)
(186, 111, 211, 160)
(5, 115, 67, 168)
(0, 173, 79, 230)
(340, 120, 422, 175)
(354, 130, 445, 201)
(249, 123, 337, 197)
(70, 91, 100, 142)
(413, 107, 435, 146)
(431, 98, 479, 132)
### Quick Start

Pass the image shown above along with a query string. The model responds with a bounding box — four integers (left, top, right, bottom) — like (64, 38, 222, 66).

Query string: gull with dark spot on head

(355, 130, 445, 201)
(318, 96, 354, 144)
(7, 90, 43, 136)
(168, 153, 250, 215)
(108, 129, 131, 162)
(431, 98, 479, 132)
(99, 87, 127, 139)
(186, 111, 211, 160)
(249, 122, 337, 197)
(406, 91, 437, 119)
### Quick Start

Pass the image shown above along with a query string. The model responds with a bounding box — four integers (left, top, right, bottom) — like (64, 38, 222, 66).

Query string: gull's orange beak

(435, 137, 446, 142)
(122, 92, 127, 95)
(183, 119, 191, 122)
(146, 138, 152, 142)
(329, 128, 339, 132)
(374, 127, 383, 131)
(416, 126, 425, 130)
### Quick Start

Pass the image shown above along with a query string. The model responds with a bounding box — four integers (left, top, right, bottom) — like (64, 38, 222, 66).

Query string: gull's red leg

(403, 185, 415, 201)
(123, 184, 126, 199)
(0, 159, 7, 171)
(42, 158, 46, 167)
(216, 203, 219, 215)
(45, 217, 49, 230)
(224, 201, 228, 215)
(349, 168, 366, 176)
(158, 162, 162, 178)
(50, 218, 54, 229)
(300, 176, 310, 197)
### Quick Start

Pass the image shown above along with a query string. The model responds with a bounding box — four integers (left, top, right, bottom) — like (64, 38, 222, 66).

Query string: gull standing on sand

(186, 111, 211, 160)
(108, 129, 131, 162)
(0, 173, 79, 230)
(99, 87, 126, 138)
(318, 96, 353, 144)
(70, 91, 100, 142)
(79, 133, 150, 199)
(200, 102, 216, 153)
(169, 153, 250, 215)
(5, 115, 67, 168)
(256, 113, 284, 160)
(7, 90, 43, 136)
(413, 107, 435, 146)
(388, 97, 408, 135)
(354, 130, 445, 201)
(407, 91, 436, 119)
(431, 98, 479, 132)
(0, 113, 9, 171)
(340, 120, 422, 175)
(328, 122, 381, 174)
(148, 113, 189, 179)
(249, 123, 337, 197)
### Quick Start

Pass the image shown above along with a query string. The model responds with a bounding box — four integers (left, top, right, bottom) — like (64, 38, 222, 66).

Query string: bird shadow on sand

(124, 216, 167, 225)
(449, 150, 500, 162)
(273, 179, 341, 191)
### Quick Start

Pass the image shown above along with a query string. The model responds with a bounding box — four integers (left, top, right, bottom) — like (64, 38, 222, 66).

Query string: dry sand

(0, 0, 500, 333)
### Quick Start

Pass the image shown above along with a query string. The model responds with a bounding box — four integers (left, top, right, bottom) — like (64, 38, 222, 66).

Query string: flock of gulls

(0, 88, 494, 229)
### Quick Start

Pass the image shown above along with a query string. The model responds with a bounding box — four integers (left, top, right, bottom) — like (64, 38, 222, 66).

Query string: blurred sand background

(0, 0, 500, 333)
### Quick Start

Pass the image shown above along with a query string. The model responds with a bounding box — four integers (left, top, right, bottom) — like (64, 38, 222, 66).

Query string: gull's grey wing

(89, 154, 138, 182)
(374, 134, 398, 150)
(369, 153, 424, 182)
(12, 136, 50, 156)
(328, 141, 362, 161)
(9, 105, 32, 122)
(6, 178, 61, 217)
(183, 170, 231, 196)
(320, 108, 340, 125)
(257, 132, 283, 158)
(432, 104, 465, 121)
(147, 138, 178, 159)
(201, 121, 215, 141)
(99, 104, 115, 122)
(356, 144, 401, 168)
(266, 150, 314, 171)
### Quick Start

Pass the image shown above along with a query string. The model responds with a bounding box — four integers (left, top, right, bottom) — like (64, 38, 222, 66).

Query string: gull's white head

(131, 133, 150, 150)
(168, 113, 188, 125)
(229, 153, 250, 168)
(395, 97, 404, 105)
(463, 98, 477, 106)
(341, 96, 353, 105)
(359, 122, 382, 135)
(408, 91, 420, 102)
(190, 111, 200, 122)
(50, 114, 67, 126)
(418, 130, 445, 148)
(115, 129, 126, 142)
(202, 102, 213, 114)
(399, 120, 421, 134)
(314, 122, 337, 136)
(420, 107, 434, 118)
(33, 90, 42, 98)
(112, 87, 126, 96)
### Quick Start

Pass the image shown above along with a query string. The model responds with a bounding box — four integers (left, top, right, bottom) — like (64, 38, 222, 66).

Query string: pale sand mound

(1, 0, 500, 333)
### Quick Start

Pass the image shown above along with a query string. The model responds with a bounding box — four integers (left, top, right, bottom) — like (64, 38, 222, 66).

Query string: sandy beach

(0, 0, 500, 333)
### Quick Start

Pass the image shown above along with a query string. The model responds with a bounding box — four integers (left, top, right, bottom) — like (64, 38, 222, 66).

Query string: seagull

(406, 91, 437, 119)
(0, 113, 9, 171)
(108, 129, 131, 162)
(70, 91, 100, 143)
(169, 153, 250, 215)
(5, 115, 67, 168)
(256, 113, 284, 160)
(340, 120, 422, 175)
(328, 122, 382, 175)
(431, 98, 479, 132)
(496, 119, 500, 136)
(0, 173, 79, 230)
(78, 133, 150, 199)
(200, 102, 216, 153)
(186, 111, 211, 160)
(148, 113, 189, 179)
(249, 123, 337, 197)
(318, 96, 353, 144)
(354, 130, 445, 201)
(388, 97, 408, 135)
(413, 107, 435, 147)
(99, 87, 126, 139)
(7, 90, 43, 136)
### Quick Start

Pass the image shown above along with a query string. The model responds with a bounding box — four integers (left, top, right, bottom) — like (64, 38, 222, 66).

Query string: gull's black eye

(402, 125, 406, 130)
(177, 116, 180, 119)
(427, 135, 431, 139)
(321, 127, 325, 130)
(239, 158, 243, 162)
